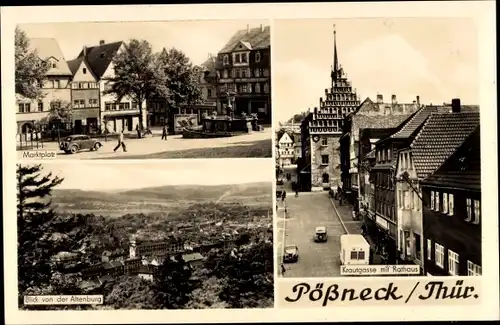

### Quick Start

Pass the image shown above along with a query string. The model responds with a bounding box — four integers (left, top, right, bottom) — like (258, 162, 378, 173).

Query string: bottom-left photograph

(15, 159, 274, 310)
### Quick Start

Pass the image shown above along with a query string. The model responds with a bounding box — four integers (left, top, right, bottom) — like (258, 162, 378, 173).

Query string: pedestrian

(136, 124, 141, 139)
(295, 189, 299, 197)
(281, 263, 286, 276)
(281, 191, 286, 202)
(114, 129, 127, 152)
(161, 124, 168, 140)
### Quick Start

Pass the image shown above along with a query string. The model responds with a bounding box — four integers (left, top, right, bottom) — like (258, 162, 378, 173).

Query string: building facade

(67, 50, 100, 134)
(74, 40, 147, 133)
(307, 28, 360, 190)
(278, 132, 294, 167)
(421, 127, 481, 276)
(16, 38, 73, 135)
(340, 95, 421, 208)
(395, 101, 480, 270)
(215, 25, 271, 123)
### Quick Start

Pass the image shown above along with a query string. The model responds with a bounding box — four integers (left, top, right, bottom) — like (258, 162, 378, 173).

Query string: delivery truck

(340, 234, 370, 265)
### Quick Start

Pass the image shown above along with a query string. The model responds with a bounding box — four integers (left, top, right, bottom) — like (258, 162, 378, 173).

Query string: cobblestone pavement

(17, 127, 271, 160)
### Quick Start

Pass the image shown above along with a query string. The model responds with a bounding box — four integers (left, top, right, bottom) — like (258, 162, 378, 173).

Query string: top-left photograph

(15, 20, 272, 160)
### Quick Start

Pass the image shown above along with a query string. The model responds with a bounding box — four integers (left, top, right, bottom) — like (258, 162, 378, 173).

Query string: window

(449, 194, 454, 215)
(404, 190, 410, 209)
(427, 239, 432, 260)
(38, 102, 43, 112)
(321, 155, 329, 165)
(242, 53, 248, 63)
(435, 243, 444, 268)
(387, 148, 391, 161)
(83, 67, 87, 74)
(89, 99, 98, 107)
(414, 234, 421, 260)
(467, 261, 482, 276)
(448, 250, 459, 275)
(398, 189, 402, 208)
(18, 103, 31, 113)
(241, 69, 247, 78)
(263, 83, 269, 93)
(377, 151, 381, 163)
(223, 55, 229, 65)
(71, 82, 78, 89)
(435, 191, 440, 211)
(255, 83, 260, 93)
(73, 100, 80, 108)
(321, 138, 328, 146)
(105, 102, 113, 111)
(442, 193, 448, 214)
(241, 84, 247, 93)
(52, 62, 57, 68)
(255, 52, 261, 63)
(254, 68, 260, 77)
(223, 70, 228, 79)
(350, 251, 365, 260)
(465, 198, 472, 222)
(207, 89, 212, 98)
(473, 200, 480, 225)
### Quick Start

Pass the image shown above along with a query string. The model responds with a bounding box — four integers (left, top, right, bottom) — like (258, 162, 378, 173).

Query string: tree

(157, 48, 202, 115)
(106, 276, 158, 309)
(153, 254, 196, 309)
(287, 111, 308, 124)
(104, 39, 169, 131)
(17, 164, 64, 294)
(15, 27, 49, 99)
(48, 99, 73, 125)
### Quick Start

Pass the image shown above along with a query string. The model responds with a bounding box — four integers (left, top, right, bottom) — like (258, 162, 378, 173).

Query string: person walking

(114, 130, 127, 152)
(136, 124, 141, 139)
(161, 125, 168, 140)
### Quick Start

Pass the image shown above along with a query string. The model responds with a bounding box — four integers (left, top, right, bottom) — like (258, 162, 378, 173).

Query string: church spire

(331, 24, 339, 84)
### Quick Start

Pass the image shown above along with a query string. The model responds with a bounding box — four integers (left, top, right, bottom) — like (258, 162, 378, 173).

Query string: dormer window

(255, 52, 261, 63)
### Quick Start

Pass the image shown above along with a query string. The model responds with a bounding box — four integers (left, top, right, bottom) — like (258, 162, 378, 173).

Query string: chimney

(391, 94, 397, 104)
(83, 46, 87, 57)
(416, 95, 420, 106)
(376, 94, 383, 104)
(99, 40, 105, 46)
(451, 98, 461, 113)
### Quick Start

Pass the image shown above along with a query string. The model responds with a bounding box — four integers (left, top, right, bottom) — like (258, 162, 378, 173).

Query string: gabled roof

(219, 26, 270, 54)
(67, 57, 83, 75)
(421, 126, 480, 191)
(391, 105, 440, 139)
(29, 38, 72, 76)
(278, 132, 293, 143)
(76, 41, 124, 79)
(411, 112, 480, 179)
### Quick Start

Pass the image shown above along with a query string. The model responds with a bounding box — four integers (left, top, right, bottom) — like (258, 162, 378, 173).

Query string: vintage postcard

(13, 19, 272, 160)
(2, 1, 499, 324)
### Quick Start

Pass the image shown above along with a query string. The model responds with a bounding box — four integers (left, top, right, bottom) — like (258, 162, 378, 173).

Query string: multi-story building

(129, 238, 185, 259)
(74, 40, 147, 133)
(420, 126, 481, 276)
(293, 132, 302, 161)
(16, 38, 72, 135)
(394, 100, 480, 269)
(67, 47, 100, 134)
(297, 112, 314, 191)
(339, 95, 421, 209)
(215, 25, 271, 123)
(277, 131, 294, 167)
(305, 28, 360, 190)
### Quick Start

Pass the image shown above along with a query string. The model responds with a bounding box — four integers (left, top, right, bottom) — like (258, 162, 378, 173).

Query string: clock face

(313, 135, 320, 143)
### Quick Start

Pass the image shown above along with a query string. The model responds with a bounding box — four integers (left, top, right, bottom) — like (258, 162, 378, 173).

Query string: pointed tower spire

(331, 24, 339, 85)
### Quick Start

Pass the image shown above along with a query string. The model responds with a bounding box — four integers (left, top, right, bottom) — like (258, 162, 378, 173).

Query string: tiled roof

(411, 112, 480, 179)
(353, 114, 413, 142)
(391, 105, 440, 139)
(29, 38, 72, 76)
(421, 126, 480, 191)
(219, 26, 270, 53)
(76, 41, 124, 79)
(66, 57, 83, 75)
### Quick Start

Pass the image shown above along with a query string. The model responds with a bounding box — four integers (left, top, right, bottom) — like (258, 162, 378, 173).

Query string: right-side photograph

(274, 18, 481, 278)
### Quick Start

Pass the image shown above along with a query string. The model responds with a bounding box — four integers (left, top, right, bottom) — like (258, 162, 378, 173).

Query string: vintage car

(60, 135, 103, 154)
(314, 226, 328, 242)
(283, 244, 299, 263)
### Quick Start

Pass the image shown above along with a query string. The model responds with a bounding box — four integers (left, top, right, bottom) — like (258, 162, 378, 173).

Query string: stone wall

(310, 135, 341, 188)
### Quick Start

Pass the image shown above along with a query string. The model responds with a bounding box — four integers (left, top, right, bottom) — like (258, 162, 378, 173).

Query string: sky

(41, 160, 272, 190)
(273, 17, 479, 124)
(18, 19, 269, 66)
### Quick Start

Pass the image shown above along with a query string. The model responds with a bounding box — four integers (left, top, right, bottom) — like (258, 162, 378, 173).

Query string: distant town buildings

(277, 131, 294, 167)
(215, 25, 271, 124)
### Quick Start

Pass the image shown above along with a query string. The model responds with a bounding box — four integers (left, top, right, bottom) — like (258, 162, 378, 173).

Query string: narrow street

(276, 165, 363, 278)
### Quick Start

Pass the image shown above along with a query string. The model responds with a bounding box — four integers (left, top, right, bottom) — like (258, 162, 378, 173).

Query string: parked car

(283, 244, 299, 263)
(60, 135, 103, 154)
(314, 226, 328, 242)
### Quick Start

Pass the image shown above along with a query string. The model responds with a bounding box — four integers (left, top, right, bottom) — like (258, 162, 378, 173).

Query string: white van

(340, 234, 370, 265)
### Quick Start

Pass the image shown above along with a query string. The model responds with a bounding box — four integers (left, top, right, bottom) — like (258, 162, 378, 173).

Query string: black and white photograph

(15, 20, 272, 159)
(16, 160, 273, 309)
(274, 18, 482, 278)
